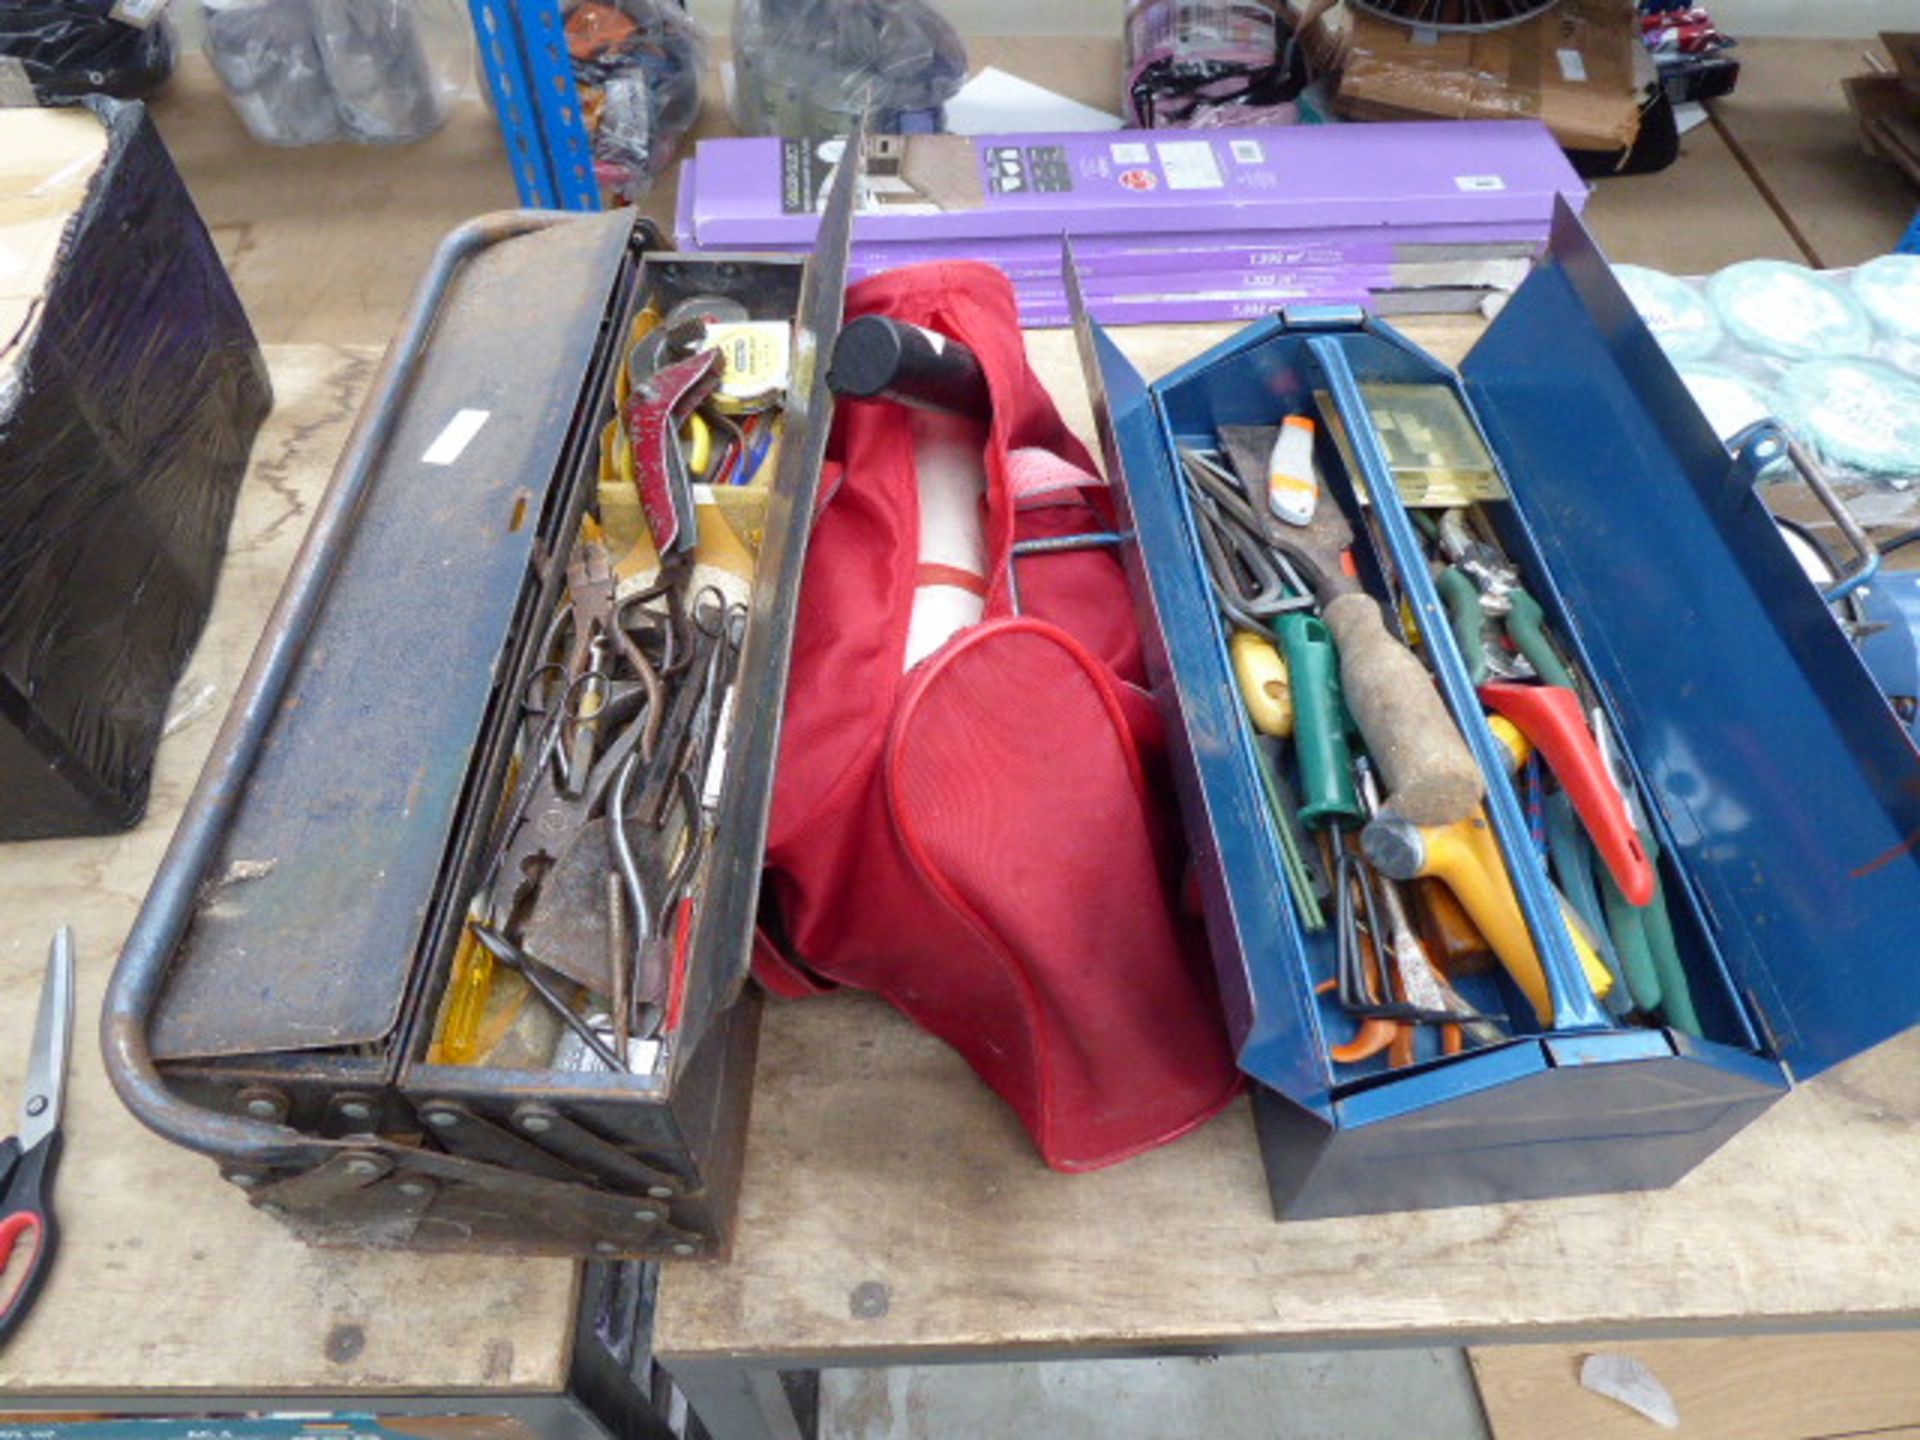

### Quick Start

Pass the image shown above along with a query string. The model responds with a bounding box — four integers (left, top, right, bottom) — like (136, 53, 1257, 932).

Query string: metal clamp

(1729, 420, 1881, 605)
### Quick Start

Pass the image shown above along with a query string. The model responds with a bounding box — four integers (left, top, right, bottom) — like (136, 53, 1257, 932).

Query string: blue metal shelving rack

(468, 0, 601, 209)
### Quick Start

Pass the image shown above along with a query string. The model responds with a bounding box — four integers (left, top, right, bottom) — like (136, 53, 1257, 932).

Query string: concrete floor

(819, 1352, 1491, 1440)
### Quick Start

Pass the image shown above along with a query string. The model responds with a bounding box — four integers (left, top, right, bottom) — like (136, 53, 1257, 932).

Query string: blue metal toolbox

(1073, 207, 1920, 1219)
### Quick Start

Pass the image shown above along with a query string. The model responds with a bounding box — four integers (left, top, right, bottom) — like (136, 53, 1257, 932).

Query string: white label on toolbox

(1557, 47, 1589, 82)
(111, 0, 170, 28)
(1111, 141, 1151, 165)
(1230, 139, 1265, 165)
(1157, 140, 1224, 191)
(1455, 174, 1507, 192)
(421, 408, 491, 466)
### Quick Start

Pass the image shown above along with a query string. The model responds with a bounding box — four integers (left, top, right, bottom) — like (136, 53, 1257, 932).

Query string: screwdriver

(1230, 629, 1293, 737)
(1354, 763, 1506, 1049)
(1274, 612, 1361, 829)
(436, 901, 495, 1066)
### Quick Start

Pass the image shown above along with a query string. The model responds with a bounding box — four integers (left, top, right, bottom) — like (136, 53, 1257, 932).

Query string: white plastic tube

(903, 408, 989, 671)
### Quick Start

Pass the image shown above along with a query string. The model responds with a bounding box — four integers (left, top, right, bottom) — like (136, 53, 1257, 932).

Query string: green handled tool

(1503, 585, 1580, 694)
(1637, 826, 1700, 1036)
(1600, 865, 1662, 1014)
(1591, 709, 1701, 1036)
(1545, 792, 1634, 1019)
(1274, 612, 1361, 830)
(1436, 566, 1491, 686)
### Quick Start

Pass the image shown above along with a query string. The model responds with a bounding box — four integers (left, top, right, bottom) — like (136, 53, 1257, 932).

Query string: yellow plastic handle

(434, 921, 493, 1066)
(1422, 811, 1613, 1025)
(1229, 630, 1294, 738)
(689, 411, 717, 478)
(1487, 714, 1532, 772)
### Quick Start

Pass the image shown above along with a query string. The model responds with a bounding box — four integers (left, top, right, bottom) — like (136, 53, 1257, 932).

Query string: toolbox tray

(102, 203, 852, 1257)
(1075, 205, 1920, 1218)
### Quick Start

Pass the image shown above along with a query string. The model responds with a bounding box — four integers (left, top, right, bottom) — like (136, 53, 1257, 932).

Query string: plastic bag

(731, 0, 968, 140)
(198, 0, 471, 146)
(565, 0, 707, 202)
(0, 2, 175, 100)
(1123, 0, 1307, 129)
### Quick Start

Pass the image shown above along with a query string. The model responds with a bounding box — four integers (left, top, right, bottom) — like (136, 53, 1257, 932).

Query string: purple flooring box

(683, 121, 1587, 248)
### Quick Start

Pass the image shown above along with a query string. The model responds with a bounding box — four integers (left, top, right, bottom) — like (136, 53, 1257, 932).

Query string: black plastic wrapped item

(0, 2, 175, 100)
(0, 99, 272, 842)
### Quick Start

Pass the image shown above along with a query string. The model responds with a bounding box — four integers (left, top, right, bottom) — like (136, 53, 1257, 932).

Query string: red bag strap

(1007, 445, 1103, 507)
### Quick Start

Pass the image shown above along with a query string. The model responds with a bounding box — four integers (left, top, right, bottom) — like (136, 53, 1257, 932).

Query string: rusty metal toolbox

(1074, 206, 1920, 1219)
(102, 177, 855, 1257)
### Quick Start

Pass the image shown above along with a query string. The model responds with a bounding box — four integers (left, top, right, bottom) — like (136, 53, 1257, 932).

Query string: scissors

(2, 926, 73, 1346)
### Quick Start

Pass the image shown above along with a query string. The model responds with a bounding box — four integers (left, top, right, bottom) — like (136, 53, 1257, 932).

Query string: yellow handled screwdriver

(1361, 808, 1614, 1026)
(1230, 629, 1294, 737)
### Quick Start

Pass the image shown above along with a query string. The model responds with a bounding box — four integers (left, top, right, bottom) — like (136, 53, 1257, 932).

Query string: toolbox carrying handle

(1307, 330, 1615, 1034)
(1728, 420, 1881, 604)
(101, 212, 585, 1167)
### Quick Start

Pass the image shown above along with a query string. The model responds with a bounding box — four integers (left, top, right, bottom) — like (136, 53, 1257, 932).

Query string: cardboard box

(1847, 34, 1920, 187)
(1330, 0, 1643, 154)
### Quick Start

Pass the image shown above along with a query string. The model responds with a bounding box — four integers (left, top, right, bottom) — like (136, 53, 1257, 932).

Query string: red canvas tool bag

(758, 262, 1239, 1170)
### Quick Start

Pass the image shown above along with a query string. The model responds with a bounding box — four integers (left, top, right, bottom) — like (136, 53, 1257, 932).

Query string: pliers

(1431, 508, 1577, 690)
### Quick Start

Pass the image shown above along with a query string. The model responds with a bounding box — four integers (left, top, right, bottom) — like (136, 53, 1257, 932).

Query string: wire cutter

(1430, 509, 1577, 690)
(2, 927, 74, 1346)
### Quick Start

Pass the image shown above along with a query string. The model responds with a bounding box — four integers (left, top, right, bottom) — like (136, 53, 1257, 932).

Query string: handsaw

(673, 119, 866, 1057)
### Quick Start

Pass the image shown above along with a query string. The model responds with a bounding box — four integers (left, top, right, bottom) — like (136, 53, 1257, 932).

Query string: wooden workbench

(2, 29, 1913, 1440)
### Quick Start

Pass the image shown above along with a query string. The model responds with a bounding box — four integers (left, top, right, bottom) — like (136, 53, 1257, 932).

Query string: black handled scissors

(1, 926, 73, 1347)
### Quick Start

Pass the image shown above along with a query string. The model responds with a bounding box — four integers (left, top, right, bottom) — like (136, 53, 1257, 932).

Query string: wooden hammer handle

(1321, 591, 1484, 827)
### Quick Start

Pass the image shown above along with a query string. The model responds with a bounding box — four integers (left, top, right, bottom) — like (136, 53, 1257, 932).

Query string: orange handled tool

(1316, 956, 1402, 1064)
